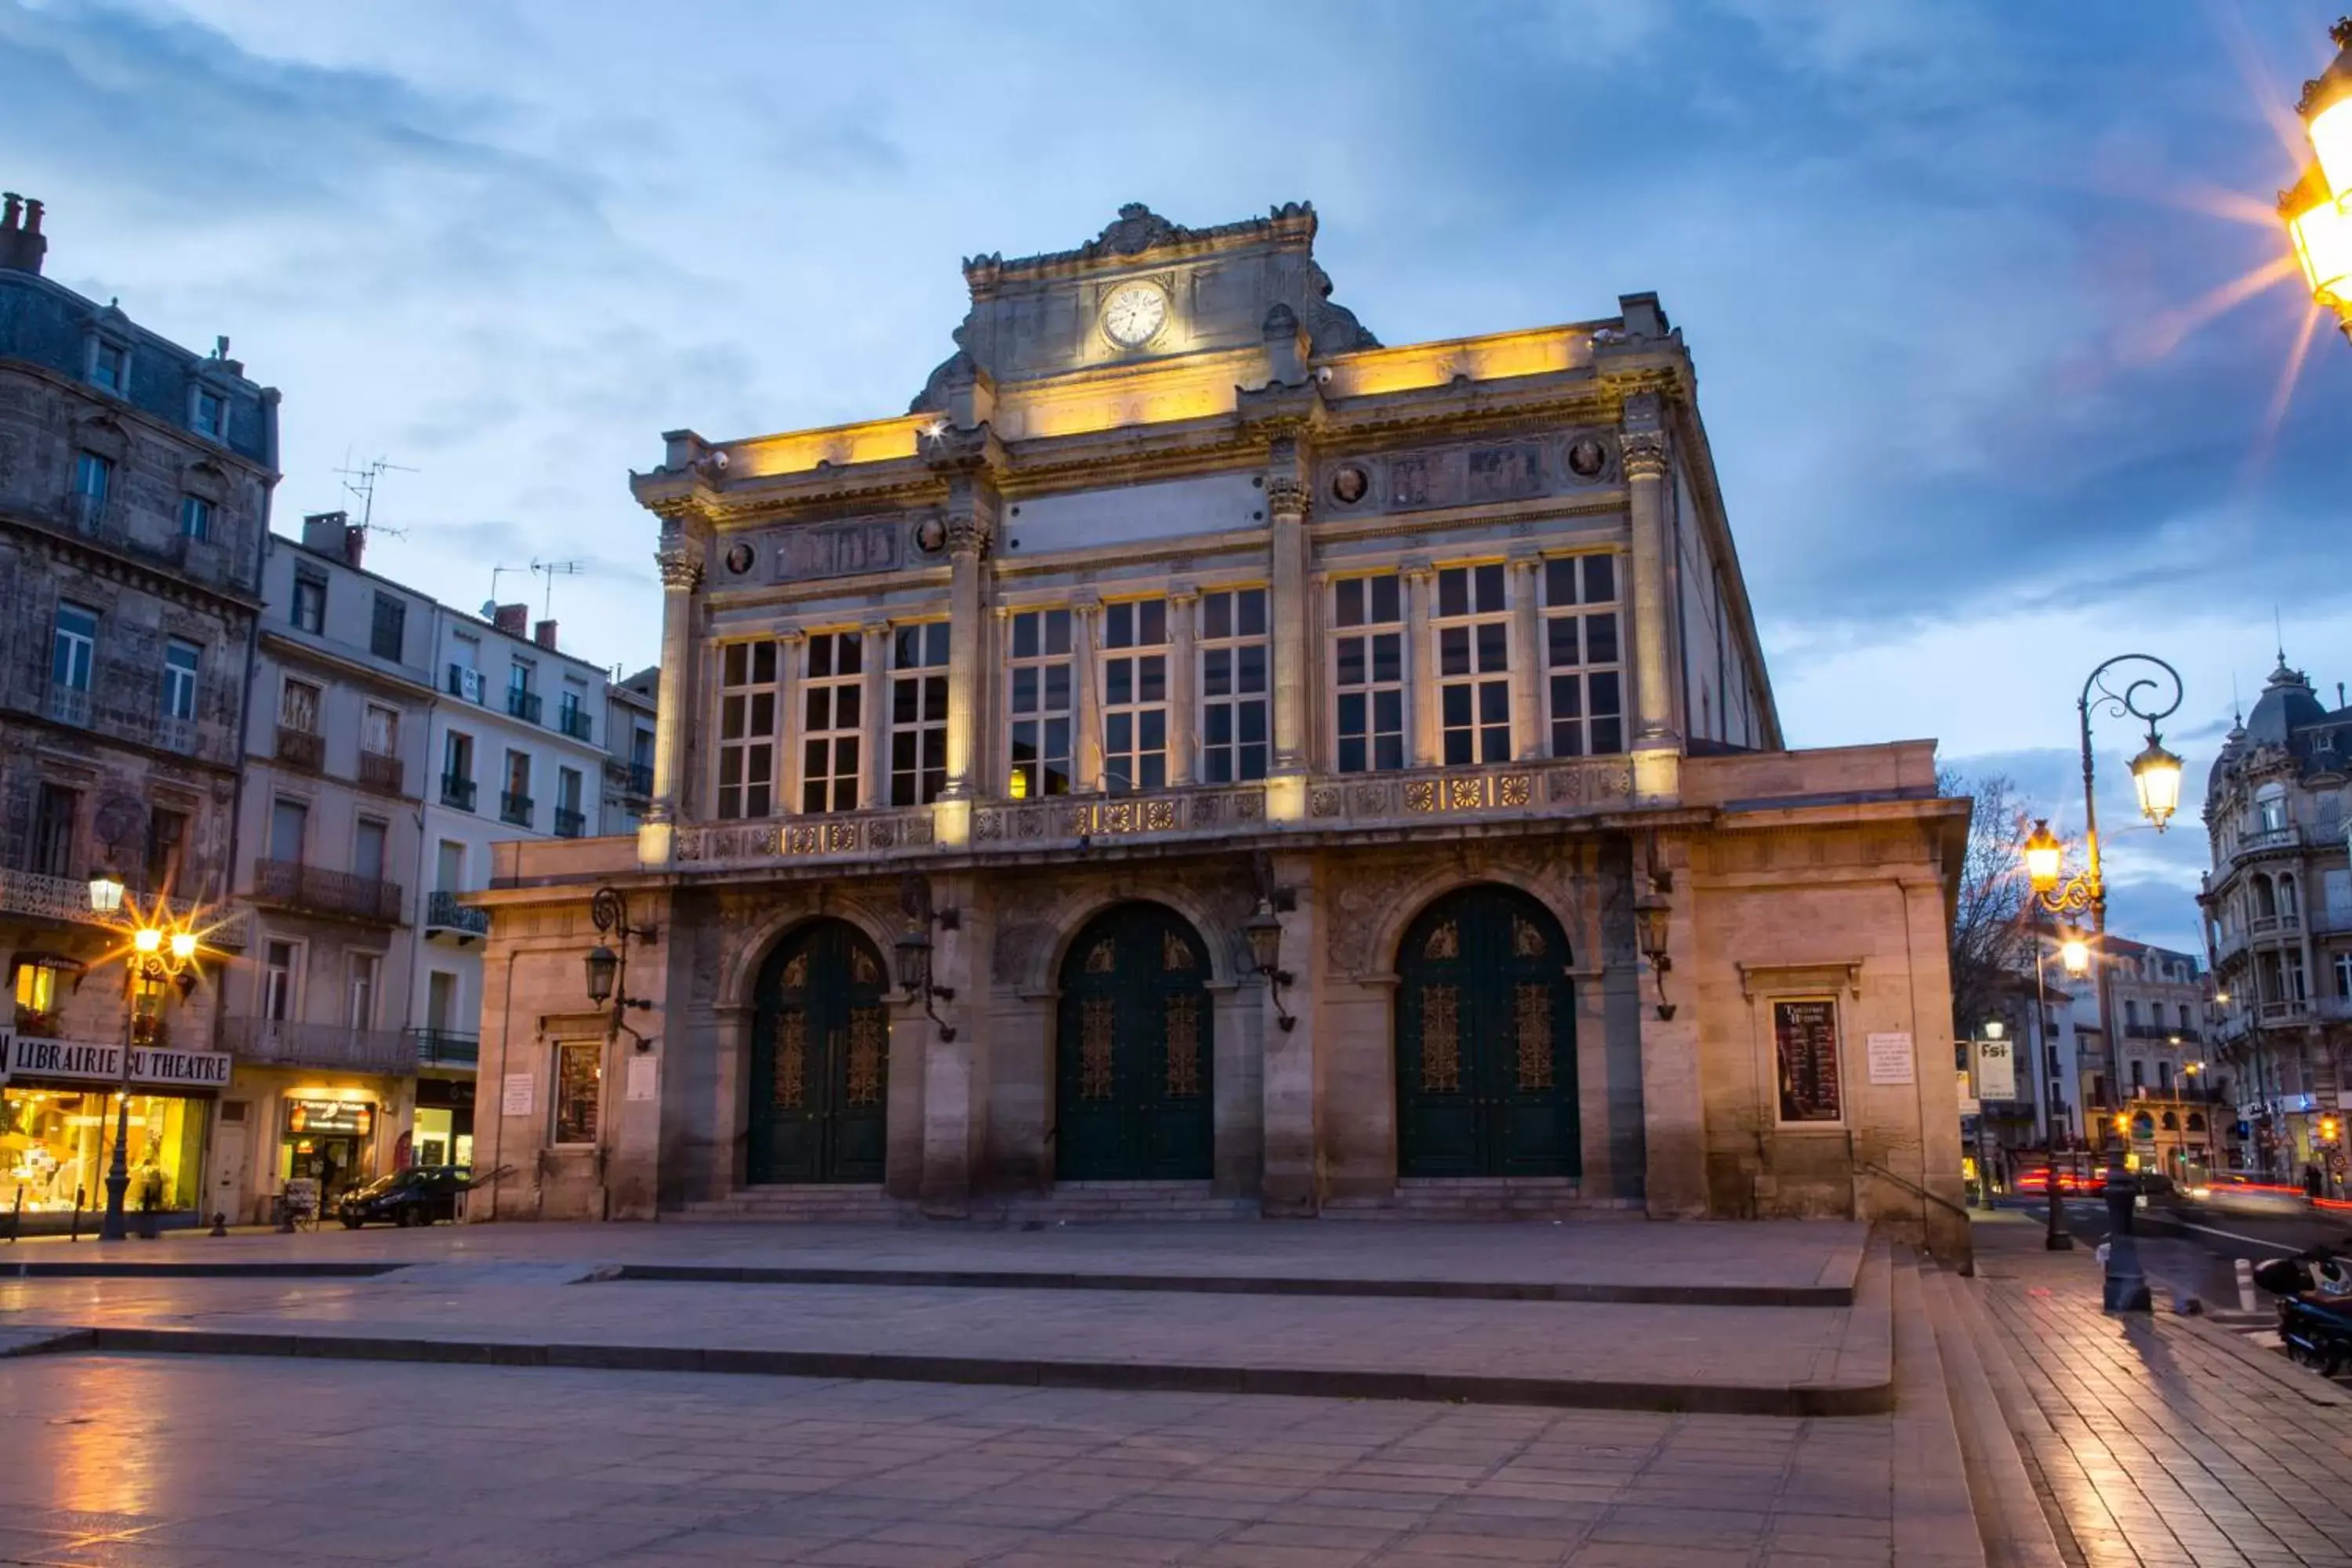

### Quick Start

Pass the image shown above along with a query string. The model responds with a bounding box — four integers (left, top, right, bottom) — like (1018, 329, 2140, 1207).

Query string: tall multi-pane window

(348, 953, 380, 1032)
(1007, 608, 1073, 798)
(1199, 588, 1269, 784)
(891, 622, 950, 807)
(191, 388, 225, 439)
(52, 603, 96, 691)
(162, 639, 201, 720)
(715, 641, 777, 819)
(503, 750, 533, 827)
(263, 940, 299, 1022)
(72, 452, 110, 528)
(179, 495, 212, 541)
(1435, 564, 1511, 765)
(1332, 575, 1404, 774)
(279, 677, 320, 734)
(800, 632, 863, 814)
(1542, 555, 1624, 757)
(1101, 598, 1168, 794)
(90, 343, 125, 393)
(370, 593, 406, 662)
(31, 785, 78, 878)
(292, 571, 325, 633)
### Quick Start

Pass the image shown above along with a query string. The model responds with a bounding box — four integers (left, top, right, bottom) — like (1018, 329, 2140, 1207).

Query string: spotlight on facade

(169, 930, 198, 962)
(2129, 735, 2184, 832)
(2022, 820, 2063, 893)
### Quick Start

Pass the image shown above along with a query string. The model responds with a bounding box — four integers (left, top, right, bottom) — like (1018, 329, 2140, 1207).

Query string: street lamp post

(85, 875, 205, 1244)
(2281, 19, 2352, 345)
(2020, 654, 2183, 1312)
(2031, 917, 2073, 1250)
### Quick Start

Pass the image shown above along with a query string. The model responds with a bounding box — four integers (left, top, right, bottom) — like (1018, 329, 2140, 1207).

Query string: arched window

(2253, 873, 2278, 920)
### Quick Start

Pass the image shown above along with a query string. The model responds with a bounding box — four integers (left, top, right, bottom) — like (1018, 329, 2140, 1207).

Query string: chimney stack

(0, 193, 47, 276)
(492, 603, 528, 637)
(533, 619, 558, 651)
(301, 510, 351, 557)
(343, 521, 366, 570)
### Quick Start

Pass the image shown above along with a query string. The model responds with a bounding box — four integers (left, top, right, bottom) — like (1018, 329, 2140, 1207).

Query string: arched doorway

(1056, 902, 1214, 1181)
(1395, 884, 1579, 1178)
(748, 919, 890, 1184)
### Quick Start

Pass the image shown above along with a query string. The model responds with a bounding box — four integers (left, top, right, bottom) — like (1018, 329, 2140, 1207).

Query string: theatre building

(470, 204, 1969, 1249)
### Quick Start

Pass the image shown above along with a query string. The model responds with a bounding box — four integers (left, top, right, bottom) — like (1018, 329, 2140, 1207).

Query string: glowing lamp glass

(2310, 93, 2352, 204)
(1984, 1019, 2005, 1040)
(2060, 935, 2092, 978)
(168, 931, 198, 961)
(583, 944, 618, 1007)
(88, 873, 125, 916)
(2288, 191, 2352, 305)
(2021, 820, 2063, 892)
(2129, 737, 2183, 830)
(132, 927, 162, 955)
(1242, 901, 1283, 977)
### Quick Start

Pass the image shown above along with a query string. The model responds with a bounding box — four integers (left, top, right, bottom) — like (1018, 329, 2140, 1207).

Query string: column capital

(1069, 593, 1103, 619)
(1167, 583, 1200, 608)
(1621, 430, 1668, 481)
(1265, 477, 1311, 520)
(943, 509, 993, 558)
(862, 619, 892, 639)
(655, 540, 705, 592)
(777, 627, 807, 647)
(1401, 555, 1436, 583)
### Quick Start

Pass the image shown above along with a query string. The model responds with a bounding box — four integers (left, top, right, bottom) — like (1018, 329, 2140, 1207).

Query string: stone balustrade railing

(668, 757, 1637, 873)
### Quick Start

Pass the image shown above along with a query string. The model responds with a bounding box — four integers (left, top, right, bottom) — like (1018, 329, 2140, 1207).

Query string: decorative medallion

(1512, 916, 1546, 958)
(1566, 437, 1609, 479)
(1080, 998, 1116, 1098)
(1421, 985, 1461, 1093)
(1515, 984, 1553, 1091)
(724, 541, 756, 575)
(772, 1010, 807, 1108)
(1163, 931, 1196, 972)
(1165, 995, 1202, 1098)
(783, 951, 808, 989)
(914, 516, 947, 555)
(1310, 787, 1342, 817)
(1330, 465, 1370, 505)
(845, 1007, 887, 1105)
(1085, 938, 1116, 974)
(1405, 779, 1438, 813)
(1424, 920, 1460, 960)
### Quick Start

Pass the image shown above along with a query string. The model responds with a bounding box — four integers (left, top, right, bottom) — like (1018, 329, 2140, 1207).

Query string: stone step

(1321, 1178, 1617, 1220)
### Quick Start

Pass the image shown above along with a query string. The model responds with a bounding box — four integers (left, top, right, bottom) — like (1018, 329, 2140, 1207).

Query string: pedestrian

(2306, 1163, 2324, 1198)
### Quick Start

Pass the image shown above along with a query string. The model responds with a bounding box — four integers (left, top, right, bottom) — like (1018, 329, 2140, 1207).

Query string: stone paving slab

(0, 1217, 1866, 1301)
(0, 1351, 1910, 1564)
(0, 1244, 1893, 1417)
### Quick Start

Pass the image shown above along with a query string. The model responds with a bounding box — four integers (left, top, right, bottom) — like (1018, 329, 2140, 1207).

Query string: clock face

(1101, 281, 1169, 349)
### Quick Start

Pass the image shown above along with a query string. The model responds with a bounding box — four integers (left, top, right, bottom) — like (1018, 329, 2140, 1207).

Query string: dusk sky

(6, 0, 2347, 955)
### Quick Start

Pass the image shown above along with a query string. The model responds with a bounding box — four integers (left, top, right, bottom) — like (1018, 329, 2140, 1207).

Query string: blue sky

(5, 0, 2348, 953)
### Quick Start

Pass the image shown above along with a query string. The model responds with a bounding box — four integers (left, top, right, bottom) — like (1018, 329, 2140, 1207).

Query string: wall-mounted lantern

(584, 885, 657, 1048)
(1243, 899, 1296, 1033)
(897, 873, 959, 1041)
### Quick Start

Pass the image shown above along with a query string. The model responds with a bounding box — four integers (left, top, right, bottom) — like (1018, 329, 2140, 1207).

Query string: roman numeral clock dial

(1100, 281, 1169, 350)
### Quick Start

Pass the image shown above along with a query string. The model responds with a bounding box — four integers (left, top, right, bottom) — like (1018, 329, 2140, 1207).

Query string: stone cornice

(0, 513, 263, 619)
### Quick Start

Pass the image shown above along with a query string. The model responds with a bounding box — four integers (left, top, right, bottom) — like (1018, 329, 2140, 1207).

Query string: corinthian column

(641, 526, 706, 866)
(935, 507, 989, 846)
(1623, 419, 1675, 752)
(1266, 475, 1311, 819)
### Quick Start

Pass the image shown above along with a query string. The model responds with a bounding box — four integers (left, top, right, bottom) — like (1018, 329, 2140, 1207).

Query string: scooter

(2254, 1247, 2352, 1377)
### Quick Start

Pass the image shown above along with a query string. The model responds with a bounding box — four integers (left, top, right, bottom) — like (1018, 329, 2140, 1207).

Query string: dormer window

(191, 387, 225, 440)
(90, 341, 127, 394)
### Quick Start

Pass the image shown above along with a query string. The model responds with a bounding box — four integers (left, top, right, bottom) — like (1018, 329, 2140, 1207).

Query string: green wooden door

(749, 919, 890, 1184)
(1396, 885, 1579, 1178)
(1055, 902, 1214, 1181)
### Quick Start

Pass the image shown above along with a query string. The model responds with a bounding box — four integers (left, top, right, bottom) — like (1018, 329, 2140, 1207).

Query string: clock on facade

(1099, 281, 1169, 350)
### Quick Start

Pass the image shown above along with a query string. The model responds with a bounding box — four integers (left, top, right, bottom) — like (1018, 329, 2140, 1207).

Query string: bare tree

(1943, 768, 2035, 1038)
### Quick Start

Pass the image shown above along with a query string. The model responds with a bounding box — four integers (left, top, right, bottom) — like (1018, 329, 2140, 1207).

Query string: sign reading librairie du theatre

(0, 1031, 232, 1091)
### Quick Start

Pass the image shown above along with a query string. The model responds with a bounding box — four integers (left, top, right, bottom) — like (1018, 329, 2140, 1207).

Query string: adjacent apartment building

(0, 195, 278, 1229)
(2202, 659, 2352, 1181)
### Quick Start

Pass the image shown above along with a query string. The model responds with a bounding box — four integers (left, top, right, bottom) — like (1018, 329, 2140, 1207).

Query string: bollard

(209, 1210, 227, 1238)
(69, 1185, 82, 1243)
(2238, 1257, 2259, 1313)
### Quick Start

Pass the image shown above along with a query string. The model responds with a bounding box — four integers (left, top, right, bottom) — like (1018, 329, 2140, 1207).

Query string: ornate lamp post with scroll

(2281, 19, 2352, 344)
(84, 872, 207, 1243)
(2018, 654, 2184, 1311)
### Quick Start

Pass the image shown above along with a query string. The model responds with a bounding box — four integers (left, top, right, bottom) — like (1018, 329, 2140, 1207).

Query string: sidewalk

(1958, 1213, 2352, 1567)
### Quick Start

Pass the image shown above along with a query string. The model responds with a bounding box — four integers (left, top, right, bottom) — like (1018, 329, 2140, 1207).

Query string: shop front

(0, 1030, 230, 1233)
(280, 1094, 379, 1210)
(411, 1077, 474, 1170)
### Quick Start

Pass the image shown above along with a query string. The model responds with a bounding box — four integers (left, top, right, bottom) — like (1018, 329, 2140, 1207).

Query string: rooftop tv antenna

(482, 564, 525, 618)
(334, 453, 416, 541)
(531, 557, 585, 619)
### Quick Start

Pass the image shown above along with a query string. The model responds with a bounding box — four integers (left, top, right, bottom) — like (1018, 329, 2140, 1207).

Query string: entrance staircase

(674, 1185, 911, 1224)
(674, 1181, 1257, 1225)
(1321, 1177, 1633, 1220)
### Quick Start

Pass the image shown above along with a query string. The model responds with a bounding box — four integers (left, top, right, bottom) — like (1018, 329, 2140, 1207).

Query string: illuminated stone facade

(468, 204, 1970, 1248)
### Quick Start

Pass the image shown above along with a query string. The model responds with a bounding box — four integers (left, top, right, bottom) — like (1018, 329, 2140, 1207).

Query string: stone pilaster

(775, 629, 806, 816)
(641, 519, 706, 866)
(1508, 555, 1541, 760)
(1073, 595, 1103, 794)
(919, 875, 980, 1216)
(1404, 558, 1439, 768)
(1622, 395, 1679, 752)
(939, 508, 989, 800)
(1260, 852, 1319, 1215)
(861, 619, 891, 811)
(1167, 586, 1197, 786)
(1266, 473, 1311, 818)
(1636, 836, 1707, 1218)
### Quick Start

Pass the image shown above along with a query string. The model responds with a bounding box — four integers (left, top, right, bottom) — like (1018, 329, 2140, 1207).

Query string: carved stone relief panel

(1315, 431, 1617, 521)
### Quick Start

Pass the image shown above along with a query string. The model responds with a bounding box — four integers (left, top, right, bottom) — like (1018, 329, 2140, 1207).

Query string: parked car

(337, 1166, 472, 1229)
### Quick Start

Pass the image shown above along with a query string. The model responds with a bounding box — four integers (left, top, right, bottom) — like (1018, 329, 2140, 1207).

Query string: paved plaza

(0, 1216, 2347, 1565)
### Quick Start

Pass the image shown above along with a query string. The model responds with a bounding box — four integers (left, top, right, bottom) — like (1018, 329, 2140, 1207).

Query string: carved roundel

(1566, 438, 1609, 480)
(1330, 465, 1370, 505)
(914, 516, 947, 556)
(724, 541, 756, 575)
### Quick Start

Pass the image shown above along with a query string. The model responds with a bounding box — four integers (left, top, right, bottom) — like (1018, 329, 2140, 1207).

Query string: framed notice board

(1773, 997, 1842, 1123)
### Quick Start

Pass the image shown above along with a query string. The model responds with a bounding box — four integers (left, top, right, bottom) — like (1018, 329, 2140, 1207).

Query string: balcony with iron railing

(2240, 824, 2306, 855)
(558, 706, 593, 742)
(500, 791, 534, 828)
(446, 663, 485, 702)
(625, 761, 654, 797)
(47, 683, 89, 727)
(506, 688, 543, 724)
(441, 773, 477, 811)
(424, 890, 491, 942)
(409, 1027, 481, 1068)
(554, 806, 586, 839)
(220, 1016, 416, 1074)
(358, 748, 406, 796)
(251, 859, 404, 925)
(275, 724, 324, 772)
